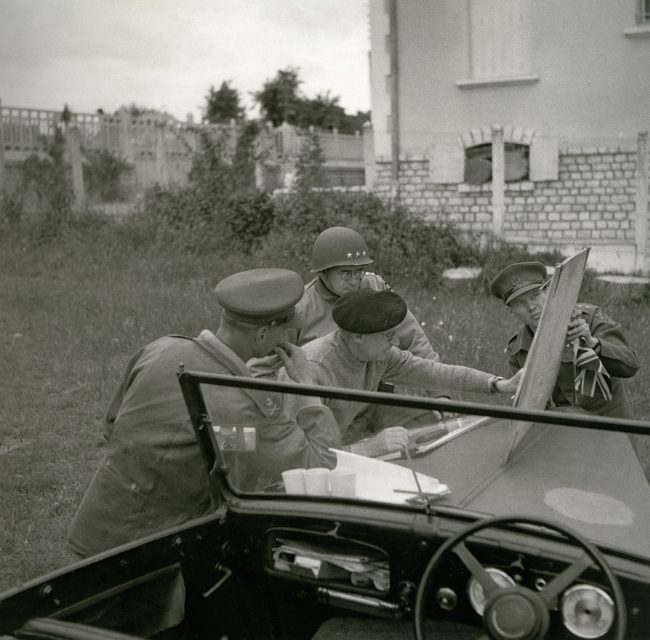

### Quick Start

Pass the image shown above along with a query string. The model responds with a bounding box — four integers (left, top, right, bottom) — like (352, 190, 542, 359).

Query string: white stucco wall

(370, 0, 650, 158)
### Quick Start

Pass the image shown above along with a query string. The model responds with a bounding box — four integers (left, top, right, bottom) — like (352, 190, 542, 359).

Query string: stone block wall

(374, 159, 494, 235)
(372, 140, 647, 269)
(373, 143, 639, 244)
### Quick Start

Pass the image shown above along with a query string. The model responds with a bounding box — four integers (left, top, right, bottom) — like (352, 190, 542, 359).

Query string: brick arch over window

(460, 125, 536, 149)
(428, 125, 558, 184)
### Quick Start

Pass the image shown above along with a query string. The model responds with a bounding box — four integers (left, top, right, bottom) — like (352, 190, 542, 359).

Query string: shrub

(253, 190, 481, 285)
(224, 192, 275, 253)
(83, 150, 129, 201)
(141, 122, 272, 254)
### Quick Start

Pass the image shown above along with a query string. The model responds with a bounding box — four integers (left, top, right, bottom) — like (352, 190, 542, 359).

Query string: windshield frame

(178, 367, 650, 563)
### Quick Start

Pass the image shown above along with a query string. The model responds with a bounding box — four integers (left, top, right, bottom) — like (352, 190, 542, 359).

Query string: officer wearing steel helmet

(300, 226, 435, 358)
(296, 226, 450, 441)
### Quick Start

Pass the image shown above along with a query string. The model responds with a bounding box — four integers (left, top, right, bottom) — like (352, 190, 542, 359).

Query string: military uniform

(249, 227, 446, 433)
(506, 303, 639, 417)
(297, 274, 436, 358)
(491, 261, 645, 479)
(283, 330, 497, 445)
(68, 331, 339, 557)
(68, 269, 340, 558)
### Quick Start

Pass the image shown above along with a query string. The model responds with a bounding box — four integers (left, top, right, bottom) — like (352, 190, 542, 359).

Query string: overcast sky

(0, 0, 371, 121)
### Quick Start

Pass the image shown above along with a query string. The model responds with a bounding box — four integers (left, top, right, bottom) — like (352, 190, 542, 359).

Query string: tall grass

(1, 217, 648, 593)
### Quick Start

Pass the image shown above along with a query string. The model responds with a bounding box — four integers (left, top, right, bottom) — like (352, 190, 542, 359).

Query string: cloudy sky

(0, 0, 371, 121)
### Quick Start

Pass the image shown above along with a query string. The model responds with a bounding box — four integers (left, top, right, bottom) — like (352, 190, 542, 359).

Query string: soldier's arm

(588, 309, 639, 378)
(263, 362, 341, 473)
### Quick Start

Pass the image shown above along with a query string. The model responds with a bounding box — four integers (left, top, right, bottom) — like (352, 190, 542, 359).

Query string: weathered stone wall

(373, 144, 638, 245)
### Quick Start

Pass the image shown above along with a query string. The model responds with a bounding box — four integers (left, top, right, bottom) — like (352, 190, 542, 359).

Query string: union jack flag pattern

(574, 343, 612, 401)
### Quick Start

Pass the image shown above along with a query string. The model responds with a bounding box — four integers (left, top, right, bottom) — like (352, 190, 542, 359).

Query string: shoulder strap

(186, 336, 284, 419)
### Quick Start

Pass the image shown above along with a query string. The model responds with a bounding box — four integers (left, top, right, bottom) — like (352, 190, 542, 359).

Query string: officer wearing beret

(489, 261, 639, 418)
(279, 289, 522, 458)
(251, 225, 449, 437)
(67, 268, 340, 559)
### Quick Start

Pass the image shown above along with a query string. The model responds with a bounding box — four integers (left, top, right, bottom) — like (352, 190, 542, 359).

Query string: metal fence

(0, 101, 366, 202)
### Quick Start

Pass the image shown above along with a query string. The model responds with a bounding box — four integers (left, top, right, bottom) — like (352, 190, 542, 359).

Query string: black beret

(489, 262, 550, 305)
(215, 268, 304, 326)
(332, 290, 407, 334)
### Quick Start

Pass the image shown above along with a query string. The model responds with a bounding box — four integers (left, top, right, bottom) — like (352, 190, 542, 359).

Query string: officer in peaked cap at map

(490, 260, 648, 480)
(67, 268, 340, 562)
(489, 262, 549, 306)
(490, 261, 640, 419)
(279, 289, 523, 459)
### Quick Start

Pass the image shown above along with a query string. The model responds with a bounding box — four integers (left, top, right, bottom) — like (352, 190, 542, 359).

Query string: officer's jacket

(295, 275, 450, 399)
(506, 303, 639, 418)
(281, 330, 495, 441)
(68, 331, 339, 558)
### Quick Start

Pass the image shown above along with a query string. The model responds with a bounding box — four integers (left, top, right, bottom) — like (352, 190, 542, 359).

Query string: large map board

(503, 248, 590, 461)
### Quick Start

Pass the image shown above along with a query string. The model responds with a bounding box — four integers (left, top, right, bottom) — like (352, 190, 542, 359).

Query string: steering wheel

(414, 515, 626, 640)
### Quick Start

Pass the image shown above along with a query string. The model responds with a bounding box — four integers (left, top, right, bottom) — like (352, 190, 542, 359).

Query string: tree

(255, 67, 369, 133)
(293, 131, 328, 193)
(204, 81, 244, 123)
(254, 67, 302, 126)
(295, 92, 346, 131)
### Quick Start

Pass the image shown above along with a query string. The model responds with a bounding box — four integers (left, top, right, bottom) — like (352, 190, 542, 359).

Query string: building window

(464, 143, 529, 185)
(467, 0, 533, 80)
(638, 0, 650, 23)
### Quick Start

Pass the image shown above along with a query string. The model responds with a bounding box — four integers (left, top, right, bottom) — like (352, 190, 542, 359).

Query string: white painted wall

(370, 0, 650, 158)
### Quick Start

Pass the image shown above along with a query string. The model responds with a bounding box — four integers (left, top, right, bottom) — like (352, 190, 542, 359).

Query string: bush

(141, 122, 273, 254)
(253, 190, 481, 285)
(83, 150, 129, 201)
(225, 192, 275, 252)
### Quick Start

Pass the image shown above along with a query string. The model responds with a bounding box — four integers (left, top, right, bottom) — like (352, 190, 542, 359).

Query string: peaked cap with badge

(215, 268, 304, 327)
(489, 262, 550, 305)
(332, 289, 407, 334)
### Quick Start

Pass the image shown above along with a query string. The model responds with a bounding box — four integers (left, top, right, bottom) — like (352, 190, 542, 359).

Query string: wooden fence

(0, 100, 366, 206)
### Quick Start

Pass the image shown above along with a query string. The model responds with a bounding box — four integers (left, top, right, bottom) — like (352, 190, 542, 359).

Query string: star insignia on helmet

(356, 251, 360, 257)
(362, 251, 366, 256)
(347, 252, 353, 259)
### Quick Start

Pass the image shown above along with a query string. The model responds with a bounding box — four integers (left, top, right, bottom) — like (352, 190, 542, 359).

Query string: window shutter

(428, 142, 464, 184)
(529, 137, 559, 182)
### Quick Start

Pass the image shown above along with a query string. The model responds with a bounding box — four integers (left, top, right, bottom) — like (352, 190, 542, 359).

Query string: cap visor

(505, 282, 546, 305)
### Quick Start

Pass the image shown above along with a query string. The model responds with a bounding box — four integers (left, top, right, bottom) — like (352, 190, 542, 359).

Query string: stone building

(367, 0, 650, 272)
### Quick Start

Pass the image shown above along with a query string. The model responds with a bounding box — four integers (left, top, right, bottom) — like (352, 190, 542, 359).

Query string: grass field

(1, 228, 649, 593)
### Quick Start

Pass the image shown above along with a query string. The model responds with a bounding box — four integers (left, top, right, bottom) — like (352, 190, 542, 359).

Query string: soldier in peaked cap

(490, 260, 646, 478)
(490, 260, 640, 419)
(68, 268, 340, 561)
(489, 262, 549, 306)
(279, 289, 523, 458)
